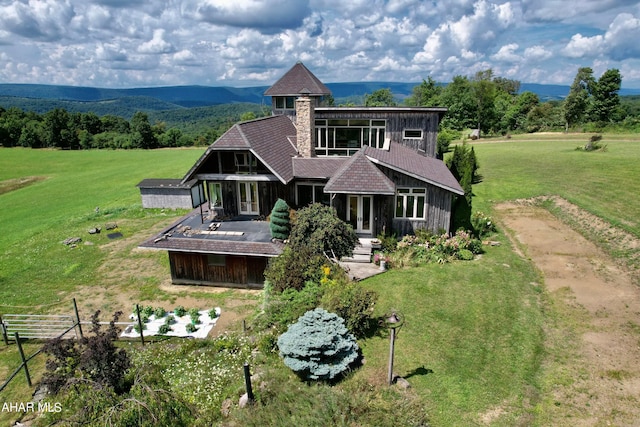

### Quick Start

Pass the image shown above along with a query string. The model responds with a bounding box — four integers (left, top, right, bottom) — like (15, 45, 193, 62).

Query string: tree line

(368, 67, 634, 137)
(0, 106, 262, 149)
(1, 66, 636, 150)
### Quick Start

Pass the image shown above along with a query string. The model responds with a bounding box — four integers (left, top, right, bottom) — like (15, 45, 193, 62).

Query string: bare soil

(495, 197, 640, 426)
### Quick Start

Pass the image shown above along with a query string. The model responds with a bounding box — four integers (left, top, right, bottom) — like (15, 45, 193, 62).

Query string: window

(403, 129, 423, 139)
(315, 119, 387, 156)
(274, 97, 295, 110)
(395, 188, 426, 219)
(234, 153, 257, 173)
(209, 182, 223, 207)
(208, 254, 226, 266)
(297, 183, 329, 206)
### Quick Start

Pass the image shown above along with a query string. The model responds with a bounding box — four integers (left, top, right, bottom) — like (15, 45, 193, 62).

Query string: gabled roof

(264, 62, 332, 97)
(292, 157, 348, 179)
(182, 115, 298, 184)
(324, 150, 396, 195)
(364, 143, 465, 195)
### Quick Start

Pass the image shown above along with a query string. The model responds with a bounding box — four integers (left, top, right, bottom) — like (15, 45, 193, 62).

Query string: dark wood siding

(315, 110, 439, 157)
(376, 165, 453, 235)
(169, 251, 267, 289)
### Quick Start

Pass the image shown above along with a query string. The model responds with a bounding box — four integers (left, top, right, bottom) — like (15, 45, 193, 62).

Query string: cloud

(138, 29, 175, 54)
(523, 45, 552, 61)
(414, 0, 517, 67)
(562, 12, 640, 60)
(604, 13, 640, 60)
(188, 0, 311, 33)
(492, 43, 521, 62)
(0, 0, 75, 41)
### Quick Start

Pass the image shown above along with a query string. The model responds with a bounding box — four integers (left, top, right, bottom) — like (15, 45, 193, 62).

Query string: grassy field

(1, 133, 639, 425)
(471, 133, 640, 236)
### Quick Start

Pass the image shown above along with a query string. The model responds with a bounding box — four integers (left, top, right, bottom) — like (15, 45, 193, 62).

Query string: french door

(347, 195, 372, 235)
(238, 182, 259, 215)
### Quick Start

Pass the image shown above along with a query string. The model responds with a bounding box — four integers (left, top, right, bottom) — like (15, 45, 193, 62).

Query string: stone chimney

(295, 92, 315, 157)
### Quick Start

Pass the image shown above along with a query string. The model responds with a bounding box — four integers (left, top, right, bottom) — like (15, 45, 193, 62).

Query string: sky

(1, 0, 640, 89)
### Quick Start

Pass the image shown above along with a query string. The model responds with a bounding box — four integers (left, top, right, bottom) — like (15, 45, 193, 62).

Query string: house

(139, 62, 464, 288)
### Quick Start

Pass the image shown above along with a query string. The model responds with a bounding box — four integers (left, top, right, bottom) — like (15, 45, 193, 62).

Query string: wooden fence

(0, 299, 83, 393)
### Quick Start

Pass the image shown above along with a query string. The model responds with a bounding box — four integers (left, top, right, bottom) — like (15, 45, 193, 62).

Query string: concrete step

(342, 253, 372, 263)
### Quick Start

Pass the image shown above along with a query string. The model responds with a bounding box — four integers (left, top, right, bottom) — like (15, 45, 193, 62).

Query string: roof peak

(264, 62, 332, 97)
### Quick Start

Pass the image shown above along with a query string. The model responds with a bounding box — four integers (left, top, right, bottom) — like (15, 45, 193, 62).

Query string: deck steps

(342, 240, 374, 264)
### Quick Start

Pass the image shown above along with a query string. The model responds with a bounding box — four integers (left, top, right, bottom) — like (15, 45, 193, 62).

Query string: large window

(297, 183, 329, 207)
(315, 119, 386, 156)
(395, 188, 426, 219)
(209, 182, 223, 207)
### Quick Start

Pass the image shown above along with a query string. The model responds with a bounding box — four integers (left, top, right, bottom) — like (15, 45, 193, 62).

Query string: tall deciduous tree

(364, 88, 397, 106)
(563, 67, 596, 130)
(472, 69, 497, 135)
(405, 76, 442, 106)
(439, 75, 476, 130)
(590, 68, 622, 123)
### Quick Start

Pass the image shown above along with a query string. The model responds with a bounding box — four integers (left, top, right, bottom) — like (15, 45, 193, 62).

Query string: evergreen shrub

(270, 198, 291, 240)
(278, 308, 360, 381)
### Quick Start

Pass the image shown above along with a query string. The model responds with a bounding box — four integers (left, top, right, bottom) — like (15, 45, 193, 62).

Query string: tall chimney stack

(295, 92, 315, 157)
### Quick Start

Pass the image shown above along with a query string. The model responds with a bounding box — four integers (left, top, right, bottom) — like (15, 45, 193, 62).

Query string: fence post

(73, 298, 83, 339)
(243, 362, 254, 403)
(0, 315, 8, 346)
(136, 304, 145, 346)
(15, 332, 32, 387)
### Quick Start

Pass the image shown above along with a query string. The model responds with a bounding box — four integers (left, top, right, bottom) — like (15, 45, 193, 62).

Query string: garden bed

(120, 307, 221, 339)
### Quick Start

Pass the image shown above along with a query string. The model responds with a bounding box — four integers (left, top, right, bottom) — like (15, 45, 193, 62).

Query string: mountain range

(1, 82, 639, 119)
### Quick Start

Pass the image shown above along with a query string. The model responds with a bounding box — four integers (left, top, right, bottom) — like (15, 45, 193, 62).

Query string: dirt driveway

(496, 198, 640, 426)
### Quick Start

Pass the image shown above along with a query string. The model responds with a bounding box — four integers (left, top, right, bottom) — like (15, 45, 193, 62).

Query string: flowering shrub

(373, 252, 389, 266)
(388, 229, 483, 267)
(471, 211, 497, 238)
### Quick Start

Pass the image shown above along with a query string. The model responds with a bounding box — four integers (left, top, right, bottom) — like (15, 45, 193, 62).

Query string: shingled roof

(364, 143, 465, 195)
(264, 62, 331, 97)
(182, 115, 298, 184)
(324, 150, 396, 195)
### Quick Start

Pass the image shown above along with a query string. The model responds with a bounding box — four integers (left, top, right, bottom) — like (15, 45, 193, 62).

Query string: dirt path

(496, 198, 640, 426)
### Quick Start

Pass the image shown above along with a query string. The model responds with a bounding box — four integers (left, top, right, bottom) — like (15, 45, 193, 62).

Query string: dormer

(264, 62, 332, 117)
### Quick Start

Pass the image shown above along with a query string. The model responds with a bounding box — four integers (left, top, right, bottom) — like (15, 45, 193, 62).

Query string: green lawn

(1, 134, 639, 425)
(0, 148, 202, 308)
(470, 133, 640, 236)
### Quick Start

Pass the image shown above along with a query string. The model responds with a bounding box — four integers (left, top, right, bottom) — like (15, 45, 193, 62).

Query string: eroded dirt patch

(496, 198, 640, 425)
(0, 176, 47, 195)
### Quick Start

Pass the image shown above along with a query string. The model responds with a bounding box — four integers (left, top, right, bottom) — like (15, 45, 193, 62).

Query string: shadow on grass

(404, 365, 434, 379)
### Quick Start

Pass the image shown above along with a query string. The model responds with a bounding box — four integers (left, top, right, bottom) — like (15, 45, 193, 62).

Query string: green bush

(154, 307, 167, 318)
(288, 203, 358, 259)
(278, 308, 360, 381)
(208, 308, 218, 319)
(471, 211, 497, 238)
(158, 324, 172, 334)
(174, 305, 187, 317)
(321, 282, 378, 338)
(265, 246, 326, 292)
(457, 249, 475, 260)
(188, 308, 201, 324)
(164, 315, 176, 325)
(185, 323, 198, 333)
(376, 232, 398, 253)
(257, 280, 324, 332)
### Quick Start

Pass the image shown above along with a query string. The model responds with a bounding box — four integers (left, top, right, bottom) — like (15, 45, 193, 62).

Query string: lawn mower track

(496, 198, 640, 426)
